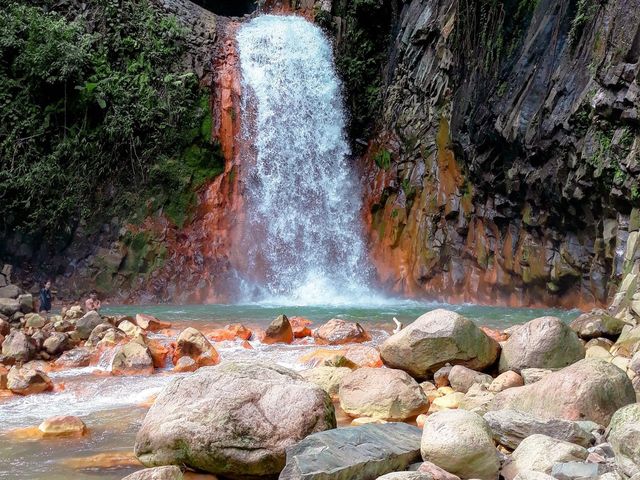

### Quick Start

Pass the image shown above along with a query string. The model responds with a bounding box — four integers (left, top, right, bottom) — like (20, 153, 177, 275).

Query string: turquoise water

(102, 302, 580, 331)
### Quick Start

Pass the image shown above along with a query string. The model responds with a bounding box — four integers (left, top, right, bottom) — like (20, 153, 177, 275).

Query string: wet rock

(483, 409, 595, 449)
(380, 309, 499, 379)
(290, 316, 313, 338)
(122, 466, 183, 480)
(416, 461, 461, 480)
(7, 366, 52, 395)
(323, 354, 357, 369)
(313, 318, 371, 345)
(262, 314, 294, 344)
(499, 316, 584, 373)
(570, 310, 627, 340)
(210, 323, 252, 342)
(489, 359, 635, 425)
(501, 434, 588, 480)
(112, 341, 154, 376)
(119, 320, 143, 337)
(38, 415, 87, 437)
(172, 327, 219, 368)
(146, 339, 169, 369)
(1, 331, 35, 363)
(0, 298, 21, 317)
(448, 365, 492, 393)
(606, 403, 640, 477)
(299, 345, 382, 368)
(135, 314, 171, 332)
(420, 409, 500, 480)
(135, 362, 335, 477)
(54, 347, 92, 368)
(76, 311, 104, 340)
(489, 371, 524, 392)
(338, 367, 429, 421)
(301, 366, 352, 397)
(173, 356, 197, 372)
(43, 332, 69, 355)
(279, 423, 422, 480)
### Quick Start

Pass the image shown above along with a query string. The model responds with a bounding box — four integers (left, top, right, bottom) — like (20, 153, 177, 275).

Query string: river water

(0, 302, 578, 479)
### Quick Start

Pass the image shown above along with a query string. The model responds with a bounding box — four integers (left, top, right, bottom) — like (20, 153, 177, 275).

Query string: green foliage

(568, 0, 602, 49)
(0, 0, 221, 240)
(332, 0, 392, 141)
(374, 148, 392, 170)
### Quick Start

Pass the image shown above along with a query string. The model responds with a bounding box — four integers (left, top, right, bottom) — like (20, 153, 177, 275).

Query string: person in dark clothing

(39, 280, 52, 313)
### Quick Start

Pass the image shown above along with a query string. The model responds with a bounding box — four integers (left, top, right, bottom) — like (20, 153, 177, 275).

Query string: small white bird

(392, 317, 403, 334)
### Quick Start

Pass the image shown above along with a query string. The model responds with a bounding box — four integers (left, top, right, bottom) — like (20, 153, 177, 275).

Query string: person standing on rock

(39, 280, 52, 314)
(85, 290, 101, 312)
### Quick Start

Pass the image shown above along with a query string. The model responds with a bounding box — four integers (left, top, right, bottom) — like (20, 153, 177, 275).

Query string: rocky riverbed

(1, 263, 640, 480)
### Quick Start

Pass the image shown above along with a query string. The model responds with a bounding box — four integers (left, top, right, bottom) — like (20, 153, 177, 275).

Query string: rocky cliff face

(355, 0, 640, 307)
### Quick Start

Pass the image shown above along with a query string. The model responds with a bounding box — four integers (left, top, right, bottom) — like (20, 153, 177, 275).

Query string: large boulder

(24, 313, 46, 328)
(76, 311, 104, 340)
(420, 409, 500, 480)
(112, 341, 154, 375)
(498, 316, 584, 373)
(338, 367, 429, 421)
(570, 310, 627, 339)
(122, 466, 183, 480)
(38, 415, 87, 437)
(279, 423, 422, 480)
(606, 403, 640, 477)
(380, 309, 499, 378)
(501, 434, 588, 480)
(134, 362, 335, 478)
(7, 366, 53, 395)
(489, 358, 635, 425)
(483, 410, 594, 449)
(54, 347, 93, 368)
(2, 330, 35, 363)
(301, 366, 352, 397)
(171, 327, 219, 368)
(262, 314, 294, 344)
(0, 284, 21, 299)
(313, 319, 371, 345)
(17, 293, 33, 313)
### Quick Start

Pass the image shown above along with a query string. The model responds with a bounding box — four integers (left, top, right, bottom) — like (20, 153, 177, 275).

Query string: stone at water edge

(134, 362, 335, 478)
(38, 415, 87, 437)
(290, 316, 313, 338)
(135, 313, 171, 332)
(146, 339, 170, 369)
(76, 311, 104, 340)
(279, 423, 422, 480)
(7, 366, 53, 395)
(448, 365, 492, 393)
(313, 318, 371, 345)
(173, 356, 197, 372)
(2, 330, 35, 363)
(339, 367, 429, 421)
(489, 358, 635, 425)
(301, 366, 352, 397)
(119, 320, 143, 337)
(380, 309, 499, 379)
(420, 409, 499, 480)
(606, 403, 640, 477)
(112, 341, 154, 376)
(262, 314, 294, 344)
(63, 305, 84, 321)
(498, 316, 585, 373)
(483, 409, 595, 449)
(54, 347, 93, 368)
(172, 327, 219, 368)
(500, 434, 588, 480)
(122, 466, 183, 480)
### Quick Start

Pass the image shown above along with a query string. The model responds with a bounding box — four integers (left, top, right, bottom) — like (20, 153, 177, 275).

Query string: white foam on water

(236, 15, 387, 306)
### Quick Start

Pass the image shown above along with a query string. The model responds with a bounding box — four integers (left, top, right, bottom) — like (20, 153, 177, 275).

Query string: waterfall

(236, 15, 375, 305)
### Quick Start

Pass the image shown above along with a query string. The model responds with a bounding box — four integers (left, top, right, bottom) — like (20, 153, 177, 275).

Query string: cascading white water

(236, 15, 375, 305)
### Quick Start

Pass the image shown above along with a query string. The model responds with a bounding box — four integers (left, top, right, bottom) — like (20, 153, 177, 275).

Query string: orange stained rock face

(241, 340, 253, 350)
(62, 451, 141, 470)
(146, 339, 170, 369)
(209, 323, 252, 342)
(481, 326, 509, 343)
(290, 316, 313, 338)
(135, 313, 171, 332)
